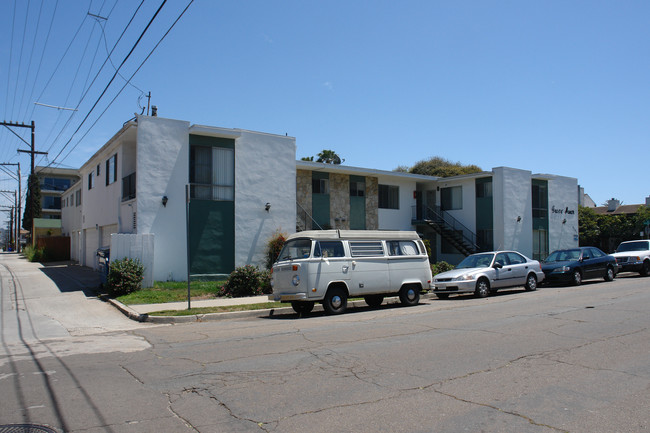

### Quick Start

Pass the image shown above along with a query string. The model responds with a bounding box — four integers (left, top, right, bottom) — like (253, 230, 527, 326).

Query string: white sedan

(432, 251, 544, 299)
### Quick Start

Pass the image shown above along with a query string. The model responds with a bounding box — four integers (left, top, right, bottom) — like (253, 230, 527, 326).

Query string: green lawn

(117, 280, 227, 305)
(147, 302, 292, 316)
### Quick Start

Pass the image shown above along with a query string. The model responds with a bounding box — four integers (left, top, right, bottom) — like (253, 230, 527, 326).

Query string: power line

(48, 0, 170, 165)
(36, 0, 146, 165)
(56, 0, 195, 166)
(23, 0, 60, 122)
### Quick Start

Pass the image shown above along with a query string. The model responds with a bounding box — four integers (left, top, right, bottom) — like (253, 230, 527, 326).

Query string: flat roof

(287, 230, 421, 241)
(296, 161, 438, 182)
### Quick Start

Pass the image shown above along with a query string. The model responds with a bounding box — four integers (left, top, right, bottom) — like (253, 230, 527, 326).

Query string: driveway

(0, 253, 152, 363)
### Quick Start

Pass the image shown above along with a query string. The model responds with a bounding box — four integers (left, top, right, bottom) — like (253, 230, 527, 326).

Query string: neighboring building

(296, 163, 579, 263)
(62, 115, 296, 282)
(591, 198, 646, 216)
(62, 115, 580, 281)
(36, 166, 80, 220)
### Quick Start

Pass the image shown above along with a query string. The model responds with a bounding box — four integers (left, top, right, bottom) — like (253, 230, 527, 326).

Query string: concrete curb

(109, 293, 438, 323)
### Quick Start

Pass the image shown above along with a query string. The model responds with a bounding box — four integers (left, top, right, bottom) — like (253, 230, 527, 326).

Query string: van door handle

(342, 265, 349, 273)
(352, 261, 357, 267)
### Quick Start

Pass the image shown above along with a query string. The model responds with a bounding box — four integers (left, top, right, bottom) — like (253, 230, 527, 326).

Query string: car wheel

(604, 266, 615, 282)
(474, 278, 490, 298)
(399, 285, 420, 306)
(291, 301, 314, 314)
(323, 287, 348, 315)
(641, 261, 650, 277)
(572, 270, 582, 286)
(435, 293, 450, 300)
(525, 274, 537, 291)
(364, 295, 384, 308)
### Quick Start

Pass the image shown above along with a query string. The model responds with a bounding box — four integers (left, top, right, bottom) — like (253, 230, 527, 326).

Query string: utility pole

(0, 163, 21, 252)
(0, 191, 17, 252)
(2, 121, 46, 241)
(0, 205, 15, 251)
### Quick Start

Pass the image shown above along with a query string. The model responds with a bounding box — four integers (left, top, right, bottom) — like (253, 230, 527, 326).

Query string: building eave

(296, 161, 439, 182)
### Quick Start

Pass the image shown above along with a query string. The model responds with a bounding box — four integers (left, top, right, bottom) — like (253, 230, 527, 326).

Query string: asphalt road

(1, 254, 649, 432)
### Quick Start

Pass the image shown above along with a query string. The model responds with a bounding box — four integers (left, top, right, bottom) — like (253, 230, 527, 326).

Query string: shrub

(218, 265, 269, 298)
(265, 231, 287, 269)
(431, 261, 454, 276)
(107, 257, 144, 297)
(23, 245, 48, 262)
(259, 269, 272, 294)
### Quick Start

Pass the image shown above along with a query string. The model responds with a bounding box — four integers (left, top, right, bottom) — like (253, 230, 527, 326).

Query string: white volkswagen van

(269, 230, 432, 315)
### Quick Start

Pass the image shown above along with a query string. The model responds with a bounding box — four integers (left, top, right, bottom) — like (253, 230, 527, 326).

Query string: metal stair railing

(412, 205, 480, 254)
(296, 201, 323, 231)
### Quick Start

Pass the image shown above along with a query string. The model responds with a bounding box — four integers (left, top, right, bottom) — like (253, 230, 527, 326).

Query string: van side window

(388, 241, 419, 256)
(314, 241, 345, 258)
(350, 241, 384, 257)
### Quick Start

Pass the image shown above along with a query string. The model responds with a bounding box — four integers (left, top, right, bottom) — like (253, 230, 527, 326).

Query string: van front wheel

(399, 285, 420, 306)
(323, 287, 348, 315)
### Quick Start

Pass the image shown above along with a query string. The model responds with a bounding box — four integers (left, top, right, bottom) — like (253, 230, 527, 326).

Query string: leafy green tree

(300, 156, 314, 161)
(22, 174, 41, 231)
(579, 204, 650, 252)
(316, 150, 343, 164)
(578, 206, 600, 246)
(405, 156, 482, 177)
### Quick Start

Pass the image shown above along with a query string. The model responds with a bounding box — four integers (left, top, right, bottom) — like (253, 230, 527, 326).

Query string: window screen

(350, 241, 384, 257)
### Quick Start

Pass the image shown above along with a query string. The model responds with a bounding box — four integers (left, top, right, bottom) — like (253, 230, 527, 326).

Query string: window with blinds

(190, 145, 234, 201)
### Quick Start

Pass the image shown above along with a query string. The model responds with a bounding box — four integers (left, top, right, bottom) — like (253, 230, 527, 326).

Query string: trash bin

(97, 247, 110, 286)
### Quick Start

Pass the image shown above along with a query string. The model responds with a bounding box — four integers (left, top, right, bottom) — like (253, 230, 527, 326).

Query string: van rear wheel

(364, 295, 384, 308)
(399, 285, 420, 306)
(323, 287, 348, 315)
(291, 301, 314, 314)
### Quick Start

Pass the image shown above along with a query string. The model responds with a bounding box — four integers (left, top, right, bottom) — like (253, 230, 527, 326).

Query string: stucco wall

(547, 175, 579, 251)
(234, 130, 296, 268)
(493, 167, 533, 257)
(136, 116, 190, 281)
(376, 175, 417, 230)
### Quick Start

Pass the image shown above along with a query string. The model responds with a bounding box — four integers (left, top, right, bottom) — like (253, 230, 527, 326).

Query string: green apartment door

(188, 135, 235, 275)
(349, 175, 366, 229)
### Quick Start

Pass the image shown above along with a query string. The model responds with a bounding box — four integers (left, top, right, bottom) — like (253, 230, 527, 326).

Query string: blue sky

(1, 0, 649, 226)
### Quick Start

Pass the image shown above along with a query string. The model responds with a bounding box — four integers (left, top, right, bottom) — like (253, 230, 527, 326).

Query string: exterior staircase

(412, 205, 480, 256)
(296, 201, 323, 231)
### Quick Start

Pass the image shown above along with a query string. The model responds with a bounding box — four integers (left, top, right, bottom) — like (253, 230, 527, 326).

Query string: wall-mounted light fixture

(162, 195, 168, 207)
(265, 202, 271, 212)
(517, 216, 521, 223)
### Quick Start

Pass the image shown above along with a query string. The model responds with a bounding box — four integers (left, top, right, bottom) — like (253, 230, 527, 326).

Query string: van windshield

(277, 239, 312, 261)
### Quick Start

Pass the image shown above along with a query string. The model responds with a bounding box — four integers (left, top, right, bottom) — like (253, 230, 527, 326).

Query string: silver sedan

(432, 251, 545, 299)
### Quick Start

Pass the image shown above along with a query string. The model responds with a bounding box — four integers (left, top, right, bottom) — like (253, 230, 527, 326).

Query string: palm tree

(316, 150, 343, 164)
